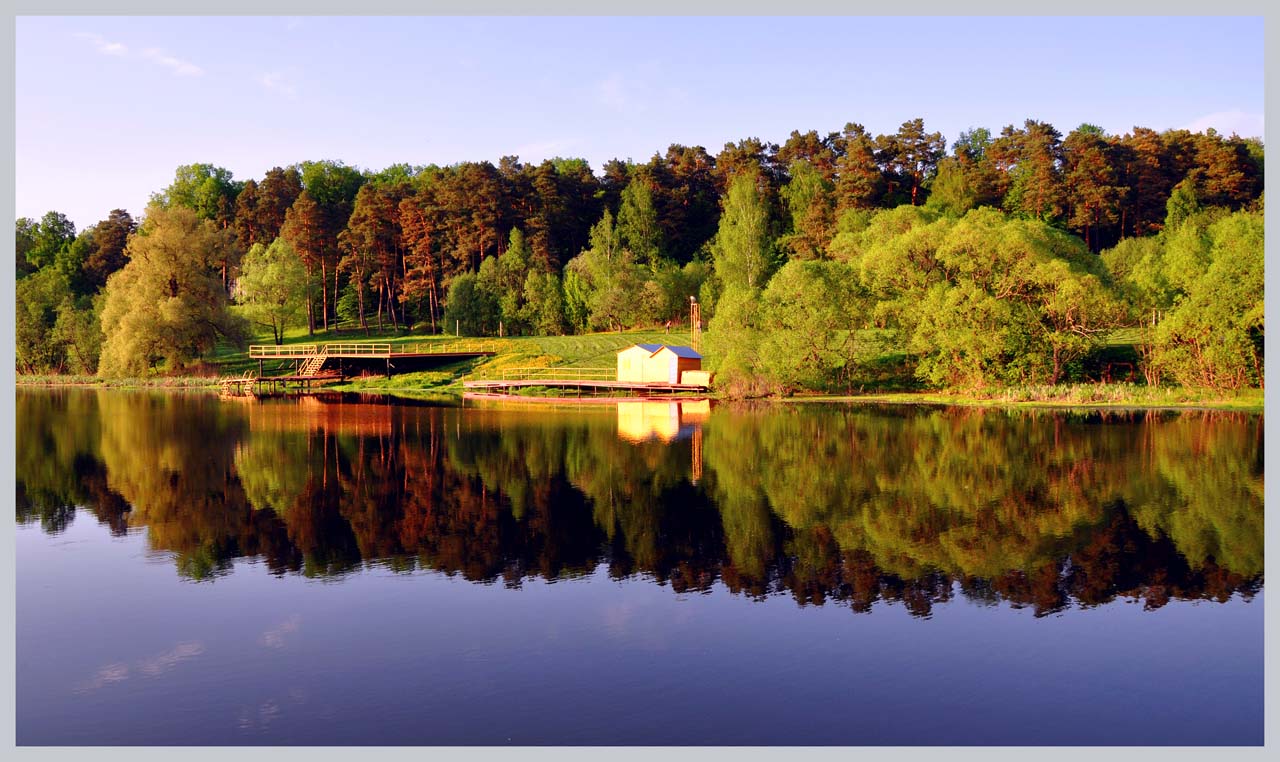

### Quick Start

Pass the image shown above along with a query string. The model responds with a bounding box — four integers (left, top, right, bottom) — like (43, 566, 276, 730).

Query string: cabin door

(669, 357, 678, 384)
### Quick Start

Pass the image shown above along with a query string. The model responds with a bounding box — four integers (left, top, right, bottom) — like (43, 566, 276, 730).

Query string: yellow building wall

(617, 346, 703, 384)
(616, 347, 652, 382)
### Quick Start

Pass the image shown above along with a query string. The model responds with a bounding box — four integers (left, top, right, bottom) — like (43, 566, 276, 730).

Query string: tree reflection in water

(16, 390, 1263, 617)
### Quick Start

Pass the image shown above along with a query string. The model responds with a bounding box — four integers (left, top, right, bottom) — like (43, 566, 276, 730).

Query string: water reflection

(16, 390, 1264, 617)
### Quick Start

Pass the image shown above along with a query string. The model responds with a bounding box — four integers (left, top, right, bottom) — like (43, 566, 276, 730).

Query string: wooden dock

(222, 340, 501, 398)
(219, 371, 343, 397)
(462, 367, 709, 397)
(246, 340, 499, 378)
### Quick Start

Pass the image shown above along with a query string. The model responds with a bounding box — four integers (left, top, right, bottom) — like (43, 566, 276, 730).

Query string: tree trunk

(357, 273, 367, 332)
(305, 262, 315, 336)
(428, 273, 438, 334)
(321, 260, 330, 332)
(388, 276, 399, 328)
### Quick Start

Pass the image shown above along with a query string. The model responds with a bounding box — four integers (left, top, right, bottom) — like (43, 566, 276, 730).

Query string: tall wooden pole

(690, 297, 701, 352)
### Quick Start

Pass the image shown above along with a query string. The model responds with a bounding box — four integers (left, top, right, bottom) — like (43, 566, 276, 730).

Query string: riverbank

(794, 385, 1265, 412)
(16, 374, 220, 389)
(18, 374, 1263, 412)
(18, 327, 1264, 412)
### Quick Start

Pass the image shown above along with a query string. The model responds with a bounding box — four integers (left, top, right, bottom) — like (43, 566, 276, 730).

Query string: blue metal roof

(620, 343, 702, 359)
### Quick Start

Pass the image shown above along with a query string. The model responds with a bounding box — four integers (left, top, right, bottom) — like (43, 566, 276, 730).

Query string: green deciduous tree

(711, 170, 778, 291)
(856, 207, 1120, 388)
(24, 211, 76, 271)
(98, 205, 247, 376)
(779, 159, 835, 259)
(16, 268, 73, 373)
(522, 270, 567, 336)
(16, 217, 38, 278)
(236, 238, 310, 344)
(706, 284, 767, 397)
(442, 271, 500, 336)
(153, 164, 241, 223)
(925, 158, 977, 218)
(615, 176, 664, 268)
(757, 260, 869, 392)
(1149, 210, 1263, 390)
(488, 227, 534, 334)
(561, 208, 666, 332)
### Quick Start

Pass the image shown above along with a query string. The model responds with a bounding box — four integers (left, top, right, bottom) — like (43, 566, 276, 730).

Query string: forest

(15, 117, 1265, 393)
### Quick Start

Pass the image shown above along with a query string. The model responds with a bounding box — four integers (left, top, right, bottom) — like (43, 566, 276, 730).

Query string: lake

(14, 389, 1264, 745)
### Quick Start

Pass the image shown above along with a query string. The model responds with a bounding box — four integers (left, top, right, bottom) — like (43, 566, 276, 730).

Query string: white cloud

(73, 32, 204, 77)
(596, 73, 640, 114)
(258, 70, 298, 99)
(1183, 110, 1263, 138)
(141, 48, 205, 77)
(73, 32, 128, 56)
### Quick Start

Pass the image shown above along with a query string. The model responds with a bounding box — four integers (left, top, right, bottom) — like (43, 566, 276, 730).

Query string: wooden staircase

(219, 370, 258, 397)
(298, 347, 330, 376)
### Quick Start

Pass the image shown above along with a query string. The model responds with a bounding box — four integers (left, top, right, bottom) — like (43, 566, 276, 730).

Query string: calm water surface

(15, 389, 1264, 745)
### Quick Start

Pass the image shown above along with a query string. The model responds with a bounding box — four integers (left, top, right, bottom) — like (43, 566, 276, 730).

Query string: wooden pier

(222, 340, 500, 397)
(245, 340, 499, 378)
(462, 367, 710, 397)
(219, 370, 343, 397)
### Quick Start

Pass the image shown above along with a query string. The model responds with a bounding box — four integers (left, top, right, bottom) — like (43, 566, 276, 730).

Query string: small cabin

(616, 343, 703, 384)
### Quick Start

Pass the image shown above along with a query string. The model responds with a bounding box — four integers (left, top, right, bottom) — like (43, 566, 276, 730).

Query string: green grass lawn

(223, 326, 716, 394)
(30, 324, 1262, 413)
(214, 324, 710, 372)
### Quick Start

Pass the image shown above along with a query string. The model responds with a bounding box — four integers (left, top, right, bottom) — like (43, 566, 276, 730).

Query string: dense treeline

(17, 392, 1264, 616)
(15, 118, 1263, 390)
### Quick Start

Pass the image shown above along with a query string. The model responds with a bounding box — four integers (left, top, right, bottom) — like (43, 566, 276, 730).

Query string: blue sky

(16, 15, 1265, 230)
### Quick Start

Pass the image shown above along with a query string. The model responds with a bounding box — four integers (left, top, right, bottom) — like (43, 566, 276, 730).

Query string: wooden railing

(485, 367, 615, 382)
(249, 344, 319, 358)
(250, 341, 499, 359)
(402, 340, 501, 355)
(323, 343, 393, 356)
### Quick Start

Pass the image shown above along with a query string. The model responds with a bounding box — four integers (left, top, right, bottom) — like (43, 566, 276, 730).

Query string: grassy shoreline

(789, 389, 1264, 412)
(16, 374, 221, 389)
(18, 327, 1264, 412)
(17, 374, 1263, 412)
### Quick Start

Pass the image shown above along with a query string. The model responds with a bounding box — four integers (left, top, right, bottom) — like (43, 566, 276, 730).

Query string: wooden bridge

(222, 340, 500, 397)
(462, 366, 710, 398)
(246, 340, 500, 377)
